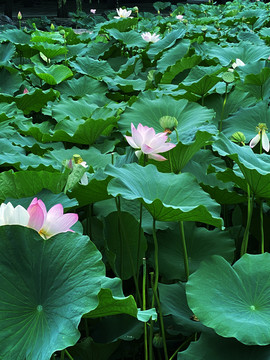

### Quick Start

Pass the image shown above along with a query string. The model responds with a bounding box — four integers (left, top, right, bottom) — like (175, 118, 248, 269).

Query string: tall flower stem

(168, 335, 194, 360)
(179, 221, 189, 281)
(151, 275, 168, 360)
(219, 82, 228, 132)
(260, 200, 265, 253)
(241, 184, 254, 256)
(65, 350, 74, 360)
(143, 258, 148, 360)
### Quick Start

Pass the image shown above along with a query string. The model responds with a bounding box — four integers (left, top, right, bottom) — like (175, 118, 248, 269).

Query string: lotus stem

(152, 218, 159, 305)
(65, 350, 74, 360)
(219, 82, 228, 132)
(150, 274, 168, 360)
(241, 184, 253, 256)
(168, 335, 194, 360)
(260, 200, 265, 253)
(143, 258, 148, 360)
(179, 221, 189, 281)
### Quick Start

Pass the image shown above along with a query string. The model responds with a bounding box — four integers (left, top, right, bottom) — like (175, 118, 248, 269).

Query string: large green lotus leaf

(160, 55, 201, 84)
(158, 282, 208, 336)
(0, 68, 23, 95)
(196, 42, 270, 66)
(118, 95, 215, 140)
(0, 226, 104, 360)
(49, 96, 102, 122)
(0, 42, 15, 66)
(6, 188, 78, 210)
(34, 64, 73, 85)
(180, 149, 247, 204)
(212, 133, 270, 198)
(156, 39, 190, 73)
(103, 75, 146, 92)
(100, 17, 138, 32)
(244, 66, 270, 86)
(157, 223, 235, 281)
(32, 43, 67, 58)
(55, 75, 107, 99)
(106, 163, 222, 227)
(147, 28, 186, 61)
(47, 147, 112, 171)
(204, 88, 257, 125)
(222, 101, 270, 141)
(186, 253, 270, 345)
(0, 102, 22, 121)
(70, 57, 115, 79)
(179, 332, 270, 360)
(69, 170, 112, 206)
(19, 115, 117, 145)
(0, 170, 67, 201)
(107, 28, 146, 48)
(31, 30, 65, 44)
(0, 88, 59, 114)
(85, 277, 156, 321)
(104, 211, 147, 280)
(0, 28, 31, 45)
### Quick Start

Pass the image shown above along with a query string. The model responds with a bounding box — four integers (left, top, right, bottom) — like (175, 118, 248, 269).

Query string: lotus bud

(153, 333, 163, 348)
(231, 131, 246, 146)
(50, 23, 55, 30)
(133, 6, 138, 12)
(72, 154, 84, 164)
(17, 11, 22, 20)
(159, 115, 178, 132)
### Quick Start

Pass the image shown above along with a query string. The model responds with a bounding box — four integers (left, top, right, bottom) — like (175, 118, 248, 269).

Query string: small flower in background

(176, 14, 184, 20)
(125, 123, 176, 161)
(114, 8, 132, 19)
(23, 88, 29, 94)
(90, 9, 96, 14)
(250, 123, 270, 152)
(27, 198, 78, 239)
(141, 32, 160, 43)
(17, 11, 22, 20)
(232, 58, 245, 69)
(0, 203, 29, 227)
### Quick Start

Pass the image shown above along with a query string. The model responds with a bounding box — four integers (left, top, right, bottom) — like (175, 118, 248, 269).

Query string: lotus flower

(141, 32, 160, 43)
(250, 123, 270, 152)
(27, 198, 78, 239)
(90, 9, 96, 14)
(232, 58, 245, 69)
(125, 123, 176, 161)
(0, 202, 29, 226)
(176, 14, 184, 20)
(114, 8, 132, 18)
(23, 88, 29, 94)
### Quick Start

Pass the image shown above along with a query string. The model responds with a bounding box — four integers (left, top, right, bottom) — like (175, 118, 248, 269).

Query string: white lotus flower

(114, 8, 132, 19)
(141, 32, 160, 43)
(0, 202, 30, 226)
(250, 123, 270, 152)
(232, 58, 245, 69)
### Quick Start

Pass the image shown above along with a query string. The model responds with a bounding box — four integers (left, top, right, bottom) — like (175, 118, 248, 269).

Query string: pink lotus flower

(27, 198, 78, 239)
(114, 8, 132, 19)
(90, 9, 96, 14)
(250, 123, 270, 152)
(125, 123, 176, 161)
(141, 32, 160, 43)
(176, 14, 184, 20)
(23, 88, 29, 94)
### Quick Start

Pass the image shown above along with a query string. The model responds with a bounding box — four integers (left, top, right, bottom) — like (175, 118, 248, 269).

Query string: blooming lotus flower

(232, 58, 245, 69)
(90, 9, 96, 14)
(125, 123, 176, 161)
(27, 198, 78, 239)
(176, 14, 184, 20)
(250, 123, 270, 152)
(0, 202, 29, 227)
(114, 8, 132, 19)
(141, 32, 160, 43)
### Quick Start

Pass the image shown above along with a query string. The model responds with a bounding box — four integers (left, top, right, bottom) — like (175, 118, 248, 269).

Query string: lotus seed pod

(159, 115, 178, 132)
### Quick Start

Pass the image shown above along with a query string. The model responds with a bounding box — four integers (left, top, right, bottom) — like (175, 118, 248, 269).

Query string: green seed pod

(153, 333, 163, 348)
(231, 131, 246, 145)
(159, 115, 178, 132)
